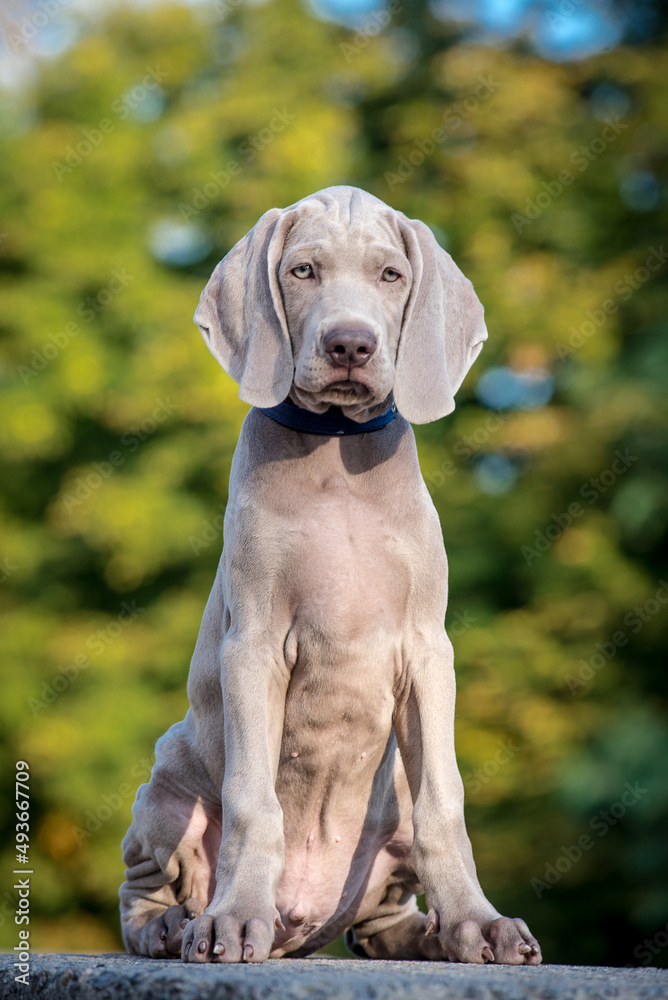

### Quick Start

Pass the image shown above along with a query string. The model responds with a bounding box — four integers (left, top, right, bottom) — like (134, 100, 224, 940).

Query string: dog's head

(194, 186, 487, 423)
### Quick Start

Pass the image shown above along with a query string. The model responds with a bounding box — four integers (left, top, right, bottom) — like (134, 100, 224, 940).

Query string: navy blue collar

(259, 398, 397, 436)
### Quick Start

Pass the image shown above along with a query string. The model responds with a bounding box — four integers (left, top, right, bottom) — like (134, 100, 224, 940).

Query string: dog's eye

(382, 268, 400, 283)
(291, 264, 314, 279)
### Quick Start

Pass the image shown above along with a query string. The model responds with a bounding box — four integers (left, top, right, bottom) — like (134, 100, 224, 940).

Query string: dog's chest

(282, 477, 413, 631)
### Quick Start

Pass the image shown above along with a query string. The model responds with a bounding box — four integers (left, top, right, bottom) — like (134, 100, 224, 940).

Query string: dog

(119, 185, 541, 965)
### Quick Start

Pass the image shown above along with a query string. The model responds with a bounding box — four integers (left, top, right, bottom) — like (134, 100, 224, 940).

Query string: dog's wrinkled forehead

(283, 186, 405, 252)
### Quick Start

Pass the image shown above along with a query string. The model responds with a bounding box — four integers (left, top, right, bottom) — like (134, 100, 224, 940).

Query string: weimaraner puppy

(119, 185, 541, 965)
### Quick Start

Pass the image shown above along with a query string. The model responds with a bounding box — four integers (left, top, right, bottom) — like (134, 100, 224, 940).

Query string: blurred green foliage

(0, 0, 667, 966)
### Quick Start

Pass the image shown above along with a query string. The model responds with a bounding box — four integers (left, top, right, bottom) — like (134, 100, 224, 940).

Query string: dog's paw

(181, 908, 277, 963)
(143, 898, 204, 958)
(430, 913, 541, 965)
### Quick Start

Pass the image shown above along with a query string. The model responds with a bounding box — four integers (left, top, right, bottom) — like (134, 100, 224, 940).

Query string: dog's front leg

(394, 633, 541, 965)
(182, 637, 287, 964)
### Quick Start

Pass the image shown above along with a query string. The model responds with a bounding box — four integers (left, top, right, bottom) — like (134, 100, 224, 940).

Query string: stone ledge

(1, 954, 667, 1000)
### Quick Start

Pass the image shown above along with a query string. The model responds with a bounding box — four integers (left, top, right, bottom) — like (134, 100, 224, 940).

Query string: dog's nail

(425, 909, 440, 935)
(180, 919, 189, 929)
(243, 944, 254, 961)
(482, 945, 495, 963)
(519, 943, 531, 954)
(159, 929, 167, 940)
(197, 939, 208, 954)
(290, 751, 299, 758)
(275, 917, 286, 931)
(213, 943, 225, 955)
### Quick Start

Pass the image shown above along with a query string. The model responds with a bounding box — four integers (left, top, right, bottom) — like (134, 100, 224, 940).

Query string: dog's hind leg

(344, 881, 444, 960)
(119, 719, 221, 958)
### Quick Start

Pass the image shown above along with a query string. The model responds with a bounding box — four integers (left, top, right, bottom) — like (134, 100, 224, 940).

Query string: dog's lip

(294, 376, 370, 395)
(324, 373, 370, 389)
(327, 380, 360, 390)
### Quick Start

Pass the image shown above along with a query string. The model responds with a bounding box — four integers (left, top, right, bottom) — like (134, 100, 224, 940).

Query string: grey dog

(119, 185, 542, 966)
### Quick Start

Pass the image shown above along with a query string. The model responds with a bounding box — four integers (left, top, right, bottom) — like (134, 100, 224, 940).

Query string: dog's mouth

(291, 351, 395, 417)
(308, 381, 372, 407)
(294, 375, 370, 399)
(323, 379, 365, 396)
(321, 367, 376, 394)
(290, 377, 386, 419)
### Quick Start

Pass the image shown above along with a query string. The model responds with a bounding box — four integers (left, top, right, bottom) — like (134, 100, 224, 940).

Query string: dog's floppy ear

(394, 216, 488, 424)
(194, 207, 297, 408)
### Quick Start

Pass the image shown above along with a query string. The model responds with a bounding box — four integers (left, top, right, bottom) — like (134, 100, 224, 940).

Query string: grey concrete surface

(1, 954, 668, 1000)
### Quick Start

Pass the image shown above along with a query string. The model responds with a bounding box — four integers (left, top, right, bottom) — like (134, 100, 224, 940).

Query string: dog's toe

(442, 918, 491, 963)
(438, 914, 541, 965)
(163, 898, 203, 954)
(146, 920, 173, 959)
(144, 898, 204, 959)
(240, 917, 273, 962)
(509, 916, 542, 965)
(482, 916, 531, 965)
(181, 910, 274, 963)
(182, 914, 217, 963)
(210, 914, 244, 963)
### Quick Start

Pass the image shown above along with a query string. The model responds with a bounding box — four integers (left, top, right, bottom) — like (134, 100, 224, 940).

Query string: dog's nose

(323, 327, 377, 368)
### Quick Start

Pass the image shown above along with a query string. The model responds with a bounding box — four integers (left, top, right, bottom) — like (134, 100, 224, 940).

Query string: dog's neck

(259, 397, 397, 436)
